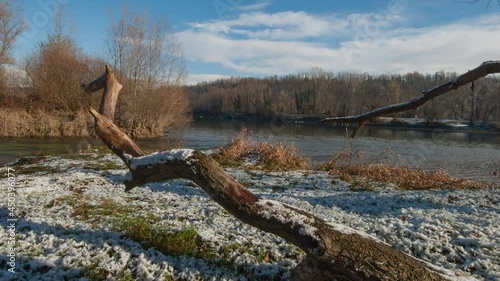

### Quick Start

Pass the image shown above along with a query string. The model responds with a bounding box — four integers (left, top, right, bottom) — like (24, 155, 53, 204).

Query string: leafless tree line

(188, 69, 500, 125)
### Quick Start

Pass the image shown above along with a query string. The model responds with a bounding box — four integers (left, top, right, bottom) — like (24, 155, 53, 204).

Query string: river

(1, 119, 499, 184)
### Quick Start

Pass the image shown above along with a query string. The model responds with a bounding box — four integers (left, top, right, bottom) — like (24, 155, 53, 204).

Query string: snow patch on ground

(0, 153, 498, 280)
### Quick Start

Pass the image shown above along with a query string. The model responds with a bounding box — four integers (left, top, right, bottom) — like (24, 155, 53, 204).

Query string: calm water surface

(1, 120, 499, 184)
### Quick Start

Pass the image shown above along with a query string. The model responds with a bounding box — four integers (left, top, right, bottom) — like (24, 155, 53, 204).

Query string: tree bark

(322, 60, 500, 137)
(83, 65, 475, 281)
(83, 65, 143, 166)
(83, 65, 123, 120)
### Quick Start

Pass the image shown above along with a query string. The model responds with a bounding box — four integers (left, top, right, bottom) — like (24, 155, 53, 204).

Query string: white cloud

(343, 14, 500, 73)
(235, 0, 272, 12)
(178, 11, 500, 77)
(178, 30, 347, 75)
(186, 74, 232, 85)
(188, 11, 374, 40)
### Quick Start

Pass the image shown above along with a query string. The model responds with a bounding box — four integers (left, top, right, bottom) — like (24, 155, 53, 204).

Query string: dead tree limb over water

(322, 61, 500, 137)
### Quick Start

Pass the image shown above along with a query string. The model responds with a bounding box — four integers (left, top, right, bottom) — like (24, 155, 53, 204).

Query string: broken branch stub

(82, 65, 123, 120)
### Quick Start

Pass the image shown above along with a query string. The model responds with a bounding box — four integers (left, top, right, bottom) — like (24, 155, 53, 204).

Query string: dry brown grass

(318, 149, 493, 190)
(252, 142, 310, 171)
(0, 108, 92, 137)
(214, 128, 310, 171)
(317, 137, 495, 190)
(326, 164, 492, 190)
(214, 128, 249, 166)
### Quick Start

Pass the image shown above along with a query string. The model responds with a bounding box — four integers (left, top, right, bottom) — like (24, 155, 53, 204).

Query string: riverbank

(0, 152, 498, 280)
(2, 119, 499, 183)
(0, 108, 190, 138)
(193, 112, 500, 134)
(0, 108, 92, 138)
(1, 108, 498, 138)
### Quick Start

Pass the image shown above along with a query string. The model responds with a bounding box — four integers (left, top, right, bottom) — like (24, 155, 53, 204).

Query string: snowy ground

(0, 153, 499, 280)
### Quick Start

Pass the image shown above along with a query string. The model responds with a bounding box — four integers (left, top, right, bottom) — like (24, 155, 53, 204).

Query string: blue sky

(14, 0, 500, 84)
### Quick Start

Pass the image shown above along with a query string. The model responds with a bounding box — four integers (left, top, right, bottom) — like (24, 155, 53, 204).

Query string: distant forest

(187, 69, 500, 124)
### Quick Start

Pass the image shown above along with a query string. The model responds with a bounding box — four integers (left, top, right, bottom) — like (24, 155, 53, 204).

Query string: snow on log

(127, 149, 195, 170)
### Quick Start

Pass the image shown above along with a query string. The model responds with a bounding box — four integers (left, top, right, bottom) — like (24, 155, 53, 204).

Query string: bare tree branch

(322, 60, 500, 137)
(453, 0, 500, 9)
(0, 0, 26, 65)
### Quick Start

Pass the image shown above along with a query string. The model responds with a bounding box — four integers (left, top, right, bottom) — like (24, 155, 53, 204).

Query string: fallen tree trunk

(322, 60, 500, 137)
(83, 65, 475, 281)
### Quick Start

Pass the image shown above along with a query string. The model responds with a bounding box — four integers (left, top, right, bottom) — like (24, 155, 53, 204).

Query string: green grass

(116, 268, 135, 281)
(81, 258, 110, 281)
(61, 154, 100, 161)
(72, 198, 133, 220)
(13, 154, 47, 166)
(11, 153, 123, 176)
(10, 154, 60, 175)
(50, 194, 301, 279)
(52, 195, 204, 258)
(117, 216, 201, 257)
(48, 195, 215, 278)
(81, 161, 124, 171)
(41, 168, 303, 280)
(15, 165, 60, 175)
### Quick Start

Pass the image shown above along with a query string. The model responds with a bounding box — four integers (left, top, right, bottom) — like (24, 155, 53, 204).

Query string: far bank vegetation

(0, 3, 189, 138)
(188, 69, 500, 127)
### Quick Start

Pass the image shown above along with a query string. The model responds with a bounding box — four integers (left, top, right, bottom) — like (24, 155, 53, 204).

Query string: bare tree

(0, 0, 25, 65)
(338, 72, 362, 116)
(468, 82, 483, 125)
(188, 69, 499, 126)
(444, 84, 469, 119)
(0, 0, 25, 98)
(23, 9, 101, 113)
(106, 8, 189, 137)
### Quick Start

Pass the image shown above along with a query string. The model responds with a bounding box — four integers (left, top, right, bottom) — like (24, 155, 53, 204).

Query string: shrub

(319, 160, 492, 190)
(214, 128, 310, 171)
(252, 142, 310, 171)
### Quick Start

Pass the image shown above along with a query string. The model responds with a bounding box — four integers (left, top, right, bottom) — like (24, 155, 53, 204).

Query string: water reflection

(174, 120, 499, 184)
(187, 119, 500, 147)
(1, 120, 499, 184)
